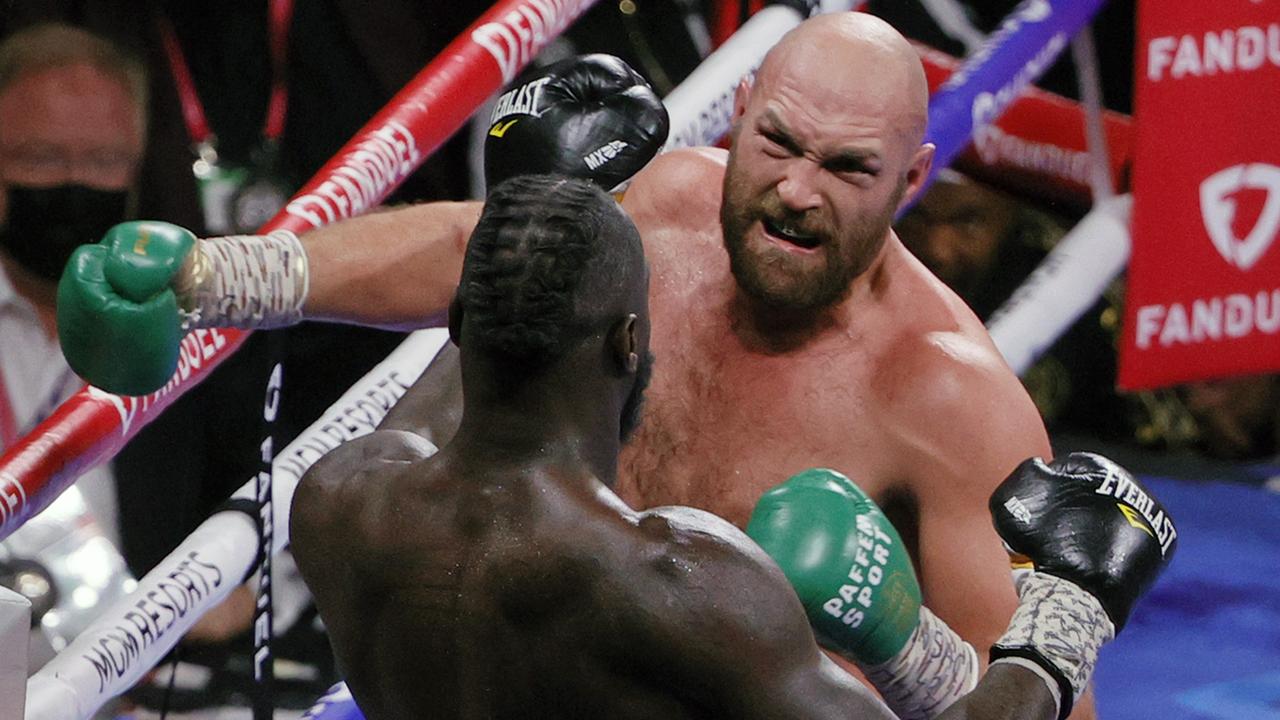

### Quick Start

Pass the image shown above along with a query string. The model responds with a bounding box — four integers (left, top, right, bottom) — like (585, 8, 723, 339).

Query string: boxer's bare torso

(295, 145, 1052, 676)
(615, 148, 1051, 651)
(291, 430, 896, 720)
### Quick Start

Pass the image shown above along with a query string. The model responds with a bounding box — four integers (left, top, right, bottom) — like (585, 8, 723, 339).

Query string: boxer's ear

(898, 143, 936, 213)
(609, 313, 640, 374)
(732, 76, 752, 124)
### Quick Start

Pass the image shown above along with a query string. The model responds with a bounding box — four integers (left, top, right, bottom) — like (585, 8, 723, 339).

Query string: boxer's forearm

(303, 201, 482, 329)
(933, 663, 1056, 720)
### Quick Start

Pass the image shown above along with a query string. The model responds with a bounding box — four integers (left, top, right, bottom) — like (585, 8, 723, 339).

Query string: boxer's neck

(454, 351, 626, 486)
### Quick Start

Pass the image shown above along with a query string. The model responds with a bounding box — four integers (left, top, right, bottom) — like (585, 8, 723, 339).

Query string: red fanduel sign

(1120, 0, 1280, 389)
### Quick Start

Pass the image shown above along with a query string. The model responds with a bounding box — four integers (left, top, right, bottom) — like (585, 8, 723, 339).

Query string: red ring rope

(0, 0, 600, 542)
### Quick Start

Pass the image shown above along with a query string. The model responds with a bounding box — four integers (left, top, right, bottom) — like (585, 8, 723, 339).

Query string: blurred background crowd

(0, 0, 1274, 717)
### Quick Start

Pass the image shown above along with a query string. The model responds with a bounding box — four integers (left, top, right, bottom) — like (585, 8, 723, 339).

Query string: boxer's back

(292, 431, 718, 720)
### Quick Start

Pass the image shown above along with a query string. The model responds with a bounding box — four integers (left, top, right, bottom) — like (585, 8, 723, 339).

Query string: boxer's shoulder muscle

(890, 325, 1040, 423)
(635, 505, 816, 636)
(624, 147, 726, 234)
(872, 286, 1050, 495)
(619, 505, 815, 666)
(291, 430, 438, 554)
(621, 506, 897, 719)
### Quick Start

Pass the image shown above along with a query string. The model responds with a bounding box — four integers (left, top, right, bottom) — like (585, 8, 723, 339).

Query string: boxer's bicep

(302, 200, 482, 329)
(911, 369, 1049, 660)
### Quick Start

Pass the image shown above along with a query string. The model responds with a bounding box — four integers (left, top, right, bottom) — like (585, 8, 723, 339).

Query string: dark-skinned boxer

(290, 174, 1173, 719)
(59, 30, 1163, 718)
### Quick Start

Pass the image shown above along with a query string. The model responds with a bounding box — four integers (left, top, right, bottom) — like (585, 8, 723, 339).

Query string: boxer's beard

(620, 350, 654, 444)
(720, 169, 904, 312)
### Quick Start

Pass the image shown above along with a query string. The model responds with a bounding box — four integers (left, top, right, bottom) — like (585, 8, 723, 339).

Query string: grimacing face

(719, 80, 909, 313)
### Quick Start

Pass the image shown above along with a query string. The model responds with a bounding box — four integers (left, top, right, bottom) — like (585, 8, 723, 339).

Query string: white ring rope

(23, 4, 1124, 716)
(23, 330, 449, 720)
(0, 587, 30, 719)
(987, 193, 1132, 375)
(918, 0, 988, 56)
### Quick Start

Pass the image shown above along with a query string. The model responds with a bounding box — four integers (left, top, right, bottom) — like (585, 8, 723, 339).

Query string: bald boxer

(62, 12, 1080, 715)
(290, 175, 1170, 720)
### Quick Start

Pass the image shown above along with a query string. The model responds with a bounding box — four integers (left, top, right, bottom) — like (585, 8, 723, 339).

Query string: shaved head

(757, 12, 930, 151)
(720, 11, 937, 315)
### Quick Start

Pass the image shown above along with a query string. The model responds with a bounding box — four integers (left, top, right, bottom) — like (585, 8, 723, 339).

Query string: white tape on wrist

(864, 606, 979, 720)
(182, 230, 310, 329)
(992, 572, 1114, 712)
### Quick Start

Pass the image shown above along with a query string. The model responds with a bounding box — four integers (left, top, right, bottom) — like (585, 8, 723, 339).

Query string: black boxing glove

(987, 453, 1178, 719)
(483, 54, 669, 192)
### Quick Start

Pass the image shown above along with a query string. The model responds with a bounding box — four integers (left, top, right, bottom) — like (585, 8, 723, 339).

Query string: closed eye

(761, 129, 801, 157)
(825, 157, 877, 179)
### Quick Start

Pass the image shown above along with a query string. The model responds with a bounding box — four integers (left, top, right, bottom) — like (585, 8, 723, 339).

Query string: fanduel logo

(472, 0, 591, 84)
(1200, 163, 1280, 271)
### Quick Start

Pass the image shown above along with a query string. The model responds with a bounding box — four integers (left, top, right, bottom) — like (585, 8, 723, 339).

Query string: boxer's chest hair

(619, 302, 900, 528)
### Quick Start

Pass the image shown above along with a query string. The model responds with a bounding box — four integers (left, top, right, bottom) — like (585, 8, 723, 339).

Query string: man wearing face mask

(0, 23, 147, 545)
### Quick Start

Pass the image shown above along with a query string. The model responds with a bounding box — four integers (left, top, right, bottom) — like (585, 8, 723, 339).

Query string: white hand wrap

(179, 230, 310, 329)
(991, 572, 1115, 720)
(863, 606, 979, 720)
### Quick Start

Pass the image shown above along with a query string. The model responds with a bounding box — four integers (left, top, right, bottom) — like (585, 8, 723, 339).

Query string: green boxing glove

(746, 467, 920, 665)
(58, 220, 311, 396)
(748, 468, 978, 719)
(57, 221, 196, 396)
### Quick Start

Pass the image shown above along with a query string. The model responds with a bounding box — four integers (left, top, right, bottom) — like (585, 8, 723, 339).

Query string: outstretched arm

(302, 201, 480, 329)
(57, 53, 667, 395)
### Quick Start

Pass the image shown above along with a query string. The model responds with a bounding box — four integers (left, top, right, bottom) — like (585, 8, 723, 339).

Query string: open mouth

(762, 217, 820, 250)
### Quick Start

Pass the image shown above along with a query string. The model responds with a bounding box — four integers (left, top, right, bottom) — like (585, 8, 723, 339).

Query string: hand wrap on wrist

(990, 572, 1115, 720)
(864, 606, 979, 720)
(178, 230, 309, 329)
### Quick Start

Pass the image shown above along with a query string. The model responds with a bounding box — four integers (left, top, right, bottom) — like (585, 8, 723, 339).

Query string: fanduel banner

(1120, 0, 1280, 389)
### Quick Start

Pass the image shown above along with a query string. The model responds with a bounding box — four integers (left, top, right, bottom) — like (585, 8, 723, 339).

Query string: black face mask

(0, 184, 129, 282)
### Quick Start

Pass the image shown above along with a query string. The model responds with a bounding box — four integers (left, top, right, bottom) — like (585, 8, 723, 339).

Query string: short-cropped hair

(459, 174, 644, 368)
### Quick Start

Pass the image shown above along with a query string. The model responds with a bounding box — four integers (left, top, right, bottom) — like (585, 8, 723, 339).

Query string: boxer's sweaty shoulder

(291, 429, 439, 562)
(602, 504, 831, 713)
(608, 505, 895, 719)
(290, 429, 444, 718)
(869, 242, 1049, 478)
(623, 147, 728, 281)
